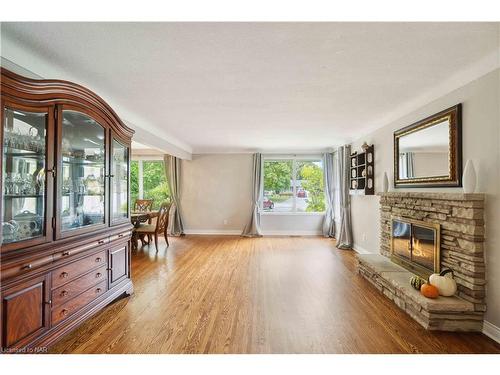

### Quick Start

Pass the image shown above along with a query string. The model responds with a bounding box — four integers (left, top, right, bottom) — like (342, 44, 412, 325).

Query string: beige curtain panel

(241, 153, 263, 237)
(164, 154, 185, 236)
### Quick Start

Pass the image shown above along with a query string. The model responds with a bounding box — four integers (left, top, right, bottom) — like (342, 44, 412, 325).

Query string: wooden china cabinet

(0, 68, 134, 352)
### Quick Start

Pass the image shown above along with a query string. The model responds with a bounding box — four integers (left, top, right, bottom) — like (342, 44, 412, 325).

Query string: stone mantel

(377, 192, 485, 201)
(356, 190, 487, 331)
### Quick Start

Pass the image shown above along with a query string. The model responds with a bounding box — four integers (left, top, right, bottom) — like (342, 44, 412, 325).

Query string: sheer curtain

(336, 145, 353, 249)
(164, 154, 184, 236)
(241, 153, 263, 237)
(399, 152, 415, 179)
(322, 152, 336, 237)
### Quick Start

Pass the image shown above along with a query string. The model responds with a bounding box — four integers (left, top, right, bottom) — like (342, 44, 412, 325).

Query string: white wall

(412, 152, 448, 177)
(261, 214, 323, 235)
(350, 68, 500, 328)
(181, 154, 253, 234)
(180, 153, 326, 235)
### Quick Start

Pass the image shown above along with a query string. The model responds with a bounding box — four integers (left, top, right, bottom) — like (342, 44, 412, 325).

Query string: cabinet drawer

(53, 237, 109, 262)
(52, 250, 106, 289)
(109, 231, 131, 243)
(51, 281, 107, 326)
(51, 265, 107, 307)
(1, 255, 53, 281)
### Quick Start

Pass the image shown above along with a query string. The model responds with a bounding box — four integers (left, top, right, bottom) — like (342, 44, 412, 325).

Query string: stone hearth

(358, 255, 481, 331)
(356, 192, 486, 331)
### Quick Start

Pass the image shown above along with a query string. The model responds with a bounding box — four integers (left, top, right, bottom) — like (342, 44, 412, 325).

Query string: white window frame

(261, 154, 326, 216)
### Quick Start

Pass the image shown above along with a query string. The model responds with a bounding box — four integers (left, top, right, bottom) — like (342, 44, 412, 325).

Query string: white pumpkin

(429, 269, 457, 297)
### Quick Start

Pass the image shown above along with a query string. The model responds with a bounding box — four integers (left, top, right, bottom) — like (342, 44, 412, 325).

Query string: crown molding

(193, 147, 338, 155)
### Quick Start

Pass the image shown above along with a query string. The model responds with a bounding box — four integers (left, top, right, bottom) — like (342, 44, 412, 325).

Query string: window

(262, 157, 325, 213)
(130, 160, 170, 209)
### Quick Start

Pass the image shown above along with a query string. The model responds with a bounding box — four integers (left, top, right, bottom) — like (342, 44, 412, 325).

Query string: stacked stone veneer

(357, 192, 486, 331)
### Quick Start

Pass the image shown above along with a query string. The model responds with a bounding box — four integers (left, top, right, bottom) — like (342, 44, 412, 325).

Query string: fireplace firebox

(391, 218, 440, 278)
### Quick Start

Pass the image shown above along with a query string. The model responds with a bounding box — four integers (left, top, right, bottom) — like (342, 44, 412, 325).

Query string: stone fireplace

(357, 192, 486, 331)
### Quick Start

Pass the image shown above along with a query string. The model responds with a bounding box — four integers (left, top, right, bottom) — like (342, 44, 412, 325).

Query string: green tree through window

(299, 162, 325, 212)
(131, 161, 139, 205)
(130, 160, 170, 210)
(263, 158, 325, 213)
(263, 160, 292, 194)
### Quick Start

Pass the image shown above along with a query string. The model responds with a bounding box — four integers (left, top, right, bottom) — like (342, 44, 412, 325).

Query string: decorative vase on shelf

(462, 160, 477, 193)
(383, 172, 389, 193)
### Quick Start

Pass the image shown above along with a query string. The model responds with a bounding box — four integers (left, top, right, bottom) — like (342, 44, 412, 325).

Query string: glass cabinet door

(59, 110, 106, 234)
(2, 107, 51, 247)
(110, 138, 129, 224)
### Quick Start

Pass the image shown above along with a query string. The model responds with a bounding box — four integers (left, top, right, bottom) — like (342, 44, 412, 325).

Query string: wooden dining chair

(134, 202, 172, 251)
(134, 199, 154, 212)
(134, 199, 154, 243)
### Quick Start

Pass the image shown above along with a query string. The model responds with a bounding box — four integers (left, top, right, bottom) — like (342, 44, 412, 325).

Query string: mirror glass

(394, 104, 461, 188)
(398, 118, 449, 180)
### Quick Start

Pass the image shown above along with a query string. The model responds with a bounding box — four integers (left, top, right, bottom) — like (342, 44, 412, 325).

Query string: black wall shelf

(349, 145, 374, 195)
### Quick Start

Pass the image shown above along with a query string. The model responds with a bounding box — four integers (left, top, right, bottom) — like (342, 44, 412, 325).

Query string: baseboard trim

(184, 229, 323, 236)
(183, 229, 242, 235)
(261, 230, 322, 236)
(483, 320, 500, 343)
(352, 243, 374, 254)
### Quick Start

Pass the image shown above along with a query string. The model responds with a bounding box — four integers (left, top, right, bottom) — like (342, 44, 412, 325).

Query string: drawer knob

(21, 264, 33, 270)
(62, 251, 70, 256)
(95, 257, 102, 263)
(96, 272, 102, 278)
(96, 288, 102, 293)
(60, 290, 68, 297)
(61, 309, 69, 317)
(118, 233, 123, 238)
(61, 271, 69, 278)
(98, 240, 105, 244)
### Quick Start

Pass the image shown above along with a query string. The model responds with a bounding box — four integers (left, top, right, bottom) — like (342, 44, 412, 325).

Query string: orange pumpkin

(420, 283, 439, 299)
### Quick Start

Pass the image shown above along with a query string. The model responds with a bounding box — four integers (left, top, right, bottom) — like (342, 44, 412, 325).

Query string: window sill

(261, 211, 325, 216)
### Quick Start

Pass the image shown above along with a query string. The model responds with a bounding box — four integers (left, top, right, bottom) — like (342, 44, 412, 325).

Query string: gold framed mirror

(394, 104, 462, 187)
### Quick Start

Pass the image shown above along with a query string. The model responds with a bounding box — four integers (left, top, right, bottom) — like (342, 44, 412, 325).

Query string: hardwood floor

(49, 236, 500, 354)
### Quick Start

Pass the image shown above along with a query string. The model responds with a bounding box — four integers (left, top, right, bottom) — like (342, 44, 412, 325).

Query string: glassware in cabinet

(2, 108, 48, 245)
(59, 110, 106, 233)
(110, 138, 129, 223)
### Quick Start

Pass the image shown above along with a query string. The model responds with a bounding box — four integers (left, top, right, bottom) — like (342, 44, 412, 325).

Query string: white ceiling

(131, 141, 153, 150)
(1, 22, 499, 155)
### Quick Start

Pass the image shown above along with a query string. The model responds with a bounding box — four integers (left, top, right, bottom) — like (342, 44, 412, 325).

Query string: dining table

(130, 210, 159, 250)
